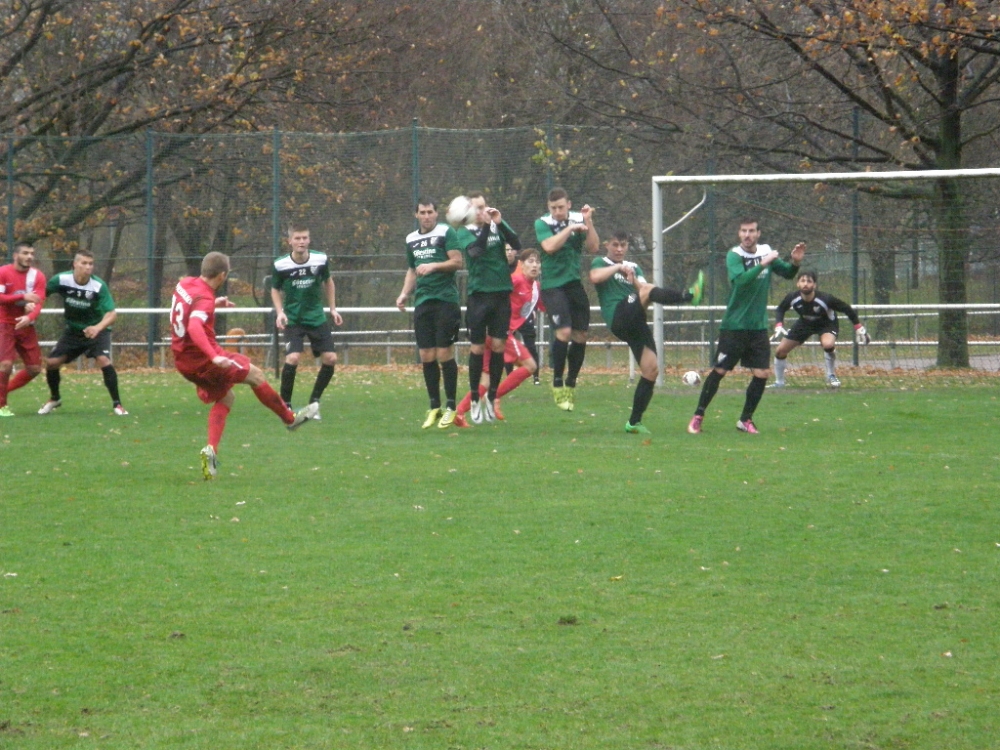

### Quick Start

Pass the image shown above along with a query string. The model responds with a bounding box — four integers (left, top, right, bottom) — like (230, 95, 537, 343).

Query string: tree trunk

(935, 176, 969, 367)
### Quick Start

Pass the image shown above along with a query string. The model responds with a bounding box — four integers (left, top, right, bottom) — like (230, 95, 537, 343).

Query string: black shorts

(284, 323, 335, 356)
(541, 281, 590, 333)
(414, 299, 461, 350)
(714, 329, 771, 371)
(465, 291, 511, 345)
(610, 295, 656, 364)
(787, 318, 839, 343)
(50, 328, 113, 363)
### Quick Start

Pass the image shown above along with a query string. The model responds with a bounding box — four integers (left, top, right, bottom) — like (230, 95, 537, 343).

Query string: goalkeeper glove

(771, 323, 789, 343)
(854, 323, 870, 345)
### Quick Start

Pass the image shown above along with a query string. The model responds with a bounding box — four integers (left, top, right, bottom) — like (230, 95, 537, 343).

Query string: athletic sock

(741, 376, 768, 422)
(824, 349, 836, 378)
(46, 368, 62, 401)
(0, 371, 9, 406)
(252, 381, 294, 424)
(695, 369, 724, 416)
(487, 347, 506, 401)
(441, 358, 458, 409)
(101, 365, 122, 404)
(310, 363, 335, 403)
(648, 287, 688, 305)
(496, 366, 531, 399)
(208, 402, 230, 450)
(565, 340, 586, 388)
(422, 361, 441, 409)
(774, 356, 787, 385)
(280, 363, 297, 406)
(629, 376, 656, 426)
(468, 351, 484, 401)
(7, 368, 37, 393)
(550, 338, 569, 385)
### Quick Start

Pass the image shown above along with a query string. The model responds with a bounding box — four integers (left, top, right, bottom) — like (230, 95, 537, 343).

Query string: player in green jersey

(396, 198, 464, 429)
(591, 231, 703, 435)
(38, 249, 127, 416)
(446, 192, 519, 424)
(535, 187, 600, 411)
(687, 218, 805, 435)
(270, 223, 343, 420)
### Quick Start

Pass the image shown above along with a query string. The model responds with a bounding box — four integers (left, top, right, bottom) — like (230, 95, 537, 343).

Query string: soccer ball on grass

(682, 370, 702, 386)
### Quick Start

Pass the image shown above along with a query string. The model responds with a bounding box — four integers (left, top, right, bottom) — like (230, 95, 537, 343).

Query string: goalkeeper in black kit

(770, 270, 869, 388)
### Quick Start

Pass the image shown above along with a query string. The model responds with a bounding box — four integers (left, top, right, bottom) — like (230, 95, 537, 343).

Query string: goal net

(650, 168, 1000, 386)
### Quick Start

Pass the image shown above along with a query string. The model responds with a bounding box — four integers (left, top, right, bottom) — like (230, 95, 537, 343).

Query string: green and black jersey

(45, 271, 115, 332)
(446, 221, 514, 295)
(720, 244, 799, 331)
(535, 211, 586, 290)
(406, 223, 458, 306)
(271, 251, 331, 328)
(591, 256, 643, 324)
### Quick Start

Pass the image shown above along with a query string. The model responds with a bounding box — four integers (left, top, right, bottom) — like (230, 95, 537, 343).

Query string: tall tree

(0, 0, 403, 255)
(529, 0, 1000, 366)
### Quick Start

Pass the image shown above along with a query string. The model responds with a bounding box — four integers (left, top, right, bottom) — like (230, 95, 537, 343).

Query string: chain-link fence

(5, 126, 1000, 367)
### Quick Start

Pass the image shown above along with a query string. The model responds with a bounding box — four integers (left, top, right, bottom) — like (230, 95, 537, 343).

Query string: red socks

(252, 382, 294, 424)
(208, 402, 230, 450)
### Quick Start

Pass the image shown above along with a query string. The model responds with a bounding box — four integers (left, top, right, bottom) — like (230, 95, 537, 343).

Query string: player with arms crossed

(271, 224, 343, 419)
(395, 197, 463, 429)
(0, 242, 46, 417)
(687, 218, 804, 435)
(590, 231, 704, 434)
(172, 252, 317, 480)
(446, 191, 519, 423)
(770, 270, 869, 388)
(38, 249, 127, 415)
(535, 187, 599, 411)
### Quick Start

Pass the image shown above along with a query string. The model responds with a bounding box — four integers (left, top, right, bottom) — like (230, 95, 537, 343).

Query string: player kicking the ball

(770, 270, 869, 388)
(171, 252, 317, 480)
(591, 231, 704, 435)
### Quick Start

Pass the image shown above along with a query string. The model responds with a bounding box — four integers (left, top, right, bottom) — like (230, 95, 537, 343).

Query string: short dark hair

(519, 247, 540, 262)
(547, 187, 569, 203)
(738, 216, 760, 229)
(608, 230, 629, 243)
(798, 270, 818, 283)
(286, 222, 309, 236)
(467, 190, 486, 202)
(14, 241, 33, 252)
(415, 197, 437, 212)
(201, 251, 230, 279)
(74, 249, 95, 260)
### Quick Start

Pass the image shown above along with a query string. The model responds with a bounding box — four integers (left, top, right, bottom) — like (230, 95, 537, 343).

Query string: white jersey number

(170, 298, 187, 338)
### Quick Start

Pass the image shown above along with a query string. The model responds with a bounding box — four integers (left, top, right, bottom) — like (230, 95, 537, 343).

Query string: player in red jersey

(455, 249, 543, 425)
(0, 242, 47, 417)
(170, 251, 318, 479)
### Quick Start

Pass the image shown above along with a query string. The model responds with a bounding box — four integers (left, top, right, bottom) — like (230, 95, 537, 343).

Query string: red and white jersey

(0, 264, 46, 325)
(509, 270, 541, 333)
(170, 276, 224, 369)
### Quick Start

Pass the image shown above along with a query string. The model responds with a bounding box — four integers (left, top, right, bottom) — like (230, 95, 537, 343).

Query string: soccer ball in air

(446, 196, 477, 226)
(682, 370, 702, 386)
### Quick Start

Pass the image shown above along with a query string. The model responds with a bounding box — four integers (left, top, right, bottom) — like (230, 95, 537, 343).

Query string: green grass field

(1, 368, 998, 749)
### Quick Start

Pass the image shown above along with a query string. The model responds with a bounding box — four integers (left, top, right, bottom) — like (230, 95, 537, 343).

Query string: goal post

(651, 167, 1000, 384)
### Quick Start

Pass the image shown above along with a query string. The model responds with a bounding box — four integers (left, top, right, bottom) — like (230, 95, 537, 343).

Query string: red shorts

(0, 323, 42, 367)
(176, 352, 252, 403)
(483, 334, 531, 367)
